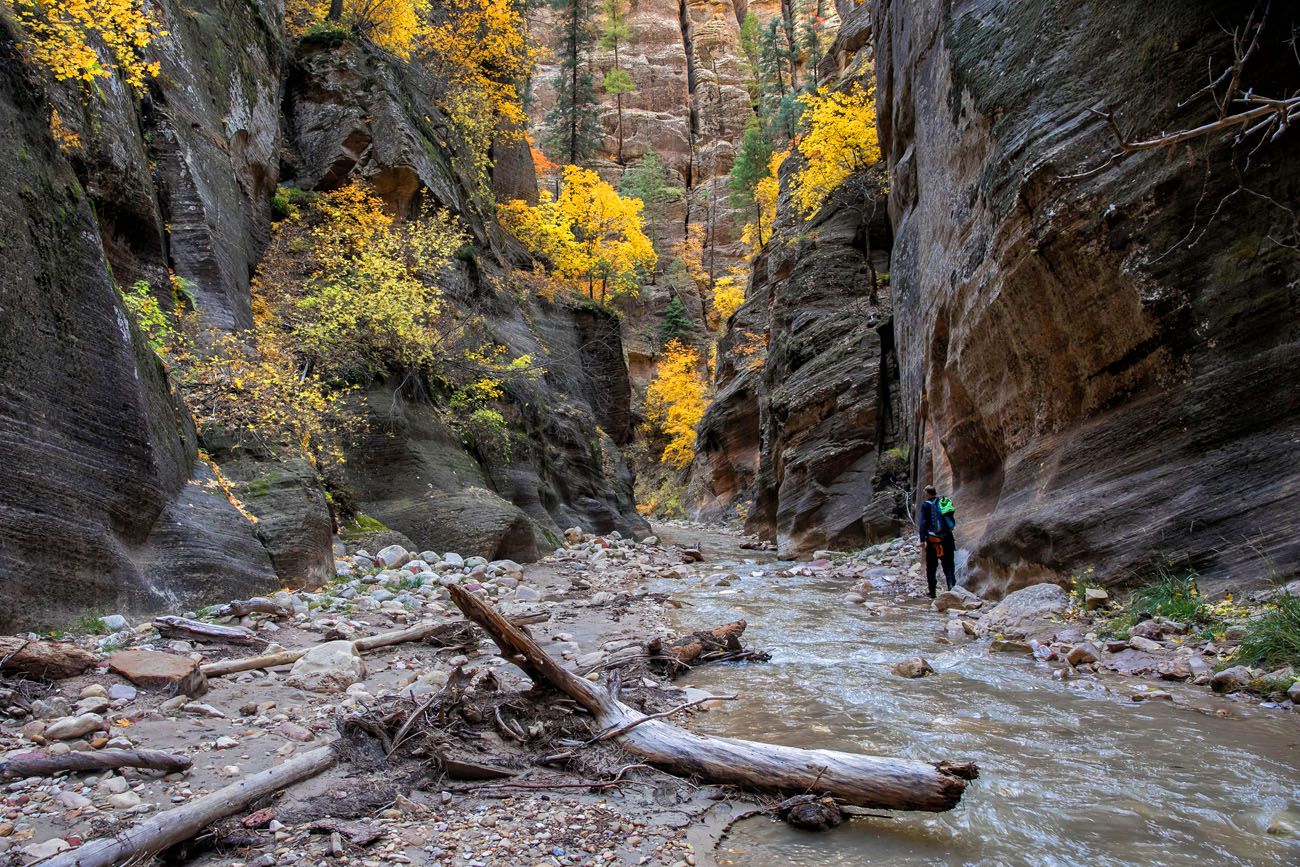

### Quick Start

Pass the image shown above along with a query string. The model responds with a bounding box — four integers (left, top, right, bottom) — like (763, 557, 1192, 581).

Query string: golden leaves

(644, 340, 708, 470)
(14, 0, 165, 93)
(790, 82, 880, 218)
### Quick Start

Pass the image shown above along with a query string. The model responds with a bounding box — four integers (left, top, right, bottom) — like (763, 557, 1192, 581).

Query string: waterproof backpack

(937, 497, 956, 531)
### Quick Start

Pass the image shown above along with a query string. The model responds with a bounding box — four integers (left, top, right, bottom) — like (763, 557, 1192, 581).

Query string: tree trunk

(0, 637, 96, 680)
(43, 746, 337, 867)
(447, 586, 976, 811)
(1, 749, 192, 778)
(328, 0, 344, 22)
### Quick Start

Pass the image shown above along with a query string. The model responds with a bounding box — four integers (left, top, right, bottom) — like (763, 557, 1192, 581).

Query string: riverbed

(650, 530, 1300, 867)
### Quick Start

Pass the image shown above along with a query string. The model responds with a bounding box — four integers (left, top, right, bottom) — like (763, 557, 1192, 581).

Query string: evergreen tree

(619, 149, 683, 259)
(729, 116, 774, 212)
(599, 0, 636, 164)
(544, 0, 603, 165)
(659, 296, 695, 345)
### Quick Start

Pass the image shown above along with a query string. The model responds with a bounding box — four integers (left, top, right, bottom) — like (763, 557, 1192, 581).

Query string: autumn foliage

(498, 165, 656, 303)
(790, 82, 880, 217)
(12, 0, 164, 92)
(644, 340, 708, 469)
(286, 0, 430, 59)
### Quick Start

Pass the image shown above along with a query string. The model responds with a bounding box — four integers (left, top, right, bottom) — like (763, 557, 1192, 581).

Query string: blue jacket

(918, 497, 953, 541)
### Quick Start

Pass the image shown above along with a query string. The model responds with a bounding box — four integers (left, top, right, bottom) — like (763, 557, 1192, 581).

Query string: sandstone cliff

(0, 3, 644, 631)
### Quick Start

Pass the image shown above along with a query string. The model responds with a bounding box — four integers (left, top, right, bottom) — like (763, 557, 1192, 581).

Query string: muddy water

(653, 554, 1300, 866)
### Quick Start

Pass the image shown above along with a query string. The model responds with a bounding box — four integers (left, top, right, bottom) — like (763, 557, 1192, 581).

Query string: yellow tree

(286, 0, 430, 59)
(644, 339, 707, 469)
(790, 82, 880, 217)
(499, 165, 655, 303)
(711, 265, 747, 323)
(741, 149, 788, 256)
(12, 0, 164, 92)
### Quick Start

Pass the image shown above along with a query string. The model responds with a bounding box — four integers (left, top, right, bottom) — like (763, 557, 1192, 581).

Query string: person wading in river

(918, 485, 956, 599)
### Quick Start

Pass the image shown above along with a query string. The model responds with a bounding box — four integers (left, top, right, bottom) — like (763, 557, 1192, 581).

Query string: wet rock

(1288, 681, 1300, 704)
(1211, 665, 1253, 693)
(1157, 658, 1193, 681)
(892, 657, 934, 678)
(975, 584, 1070, 640)
(287, 640, 365, 693)
(842, 593, 866, 605)
(1268, 808, 1300, 837)
(989, 639, 1031, 653)
(934, 586, 982, 612)
(777, 794, 844, 831)
(108, 650, 207, 696)
(44, 714, 104, 740)
(1104, 650, 1163, 676)
(1066, 643, 1100, 666)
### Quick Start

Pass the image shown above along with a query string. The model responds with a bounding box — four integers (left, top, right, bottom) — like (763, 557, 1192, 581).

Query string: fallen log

(201, 616, 544, 678)
(153, 616, 264, 647)
(0, 637, 96, 680)
(208, 597, 290, 619)
(448, 585, 976, 812)
(43, 745, 337, 867)
(0, 749, 191, 778)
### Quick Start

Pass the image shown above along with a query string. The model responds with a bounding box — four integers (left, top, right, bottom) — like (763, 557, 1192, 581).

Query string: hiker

(918, 485, 956, 599)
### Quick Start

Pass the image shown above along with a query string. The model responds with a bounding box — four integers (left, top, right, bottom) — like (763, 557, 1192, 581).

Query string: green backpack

(938, 497, 956, 530)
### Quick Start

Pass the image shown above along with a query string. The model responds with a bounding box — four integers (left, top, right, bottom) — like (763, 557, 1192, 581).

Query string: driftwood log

(153, 616, 264, 647)
(43, 745, 337, 867)
(0, 749, 191, 778)
(208, 597, 290, 619)
(647, 620, 769, 675)
(0, 637, 96, 680)
(448, 586, 976, 811)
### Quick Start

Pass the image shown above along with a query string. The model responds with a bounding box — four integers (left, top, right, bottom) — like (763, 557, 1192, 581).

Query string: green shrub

(340, 513, 391, 539)
(1134, 570, 1207, 624)
(1237, 593, 1300, 671)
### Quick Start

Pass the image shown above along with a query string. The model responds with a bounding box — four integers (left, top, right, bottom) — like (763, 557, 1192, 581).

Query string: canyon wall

(0, 2, 644, 630)
(875, 0, 1300, 592)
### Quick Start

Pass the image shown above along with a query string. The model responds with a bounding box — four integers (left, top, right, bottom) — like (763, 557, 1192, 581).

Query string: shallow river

(654, 554, 1300, 866)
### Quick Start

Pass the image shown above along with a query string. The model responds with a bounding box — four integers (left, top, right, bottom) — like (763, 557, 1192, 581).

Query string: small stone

(842, 593, 866, 605)
(442, 552, 465, 568)
(79, 684, 108, 699)
(891, 657, 934, 678)
(44, 714, 104, 740)
(101, 614, 130, 632)
(99, 776, 129, 794)
(276, 722, 315, 742)
(180, 702, 225, 718)
(214, 736, 239, 750)
(934, 586, 982, 612)
(22, 839, 70, 859)
(32, 697, 72, 719)
(1084, 588, 1109, 610)
(56, 790, 92, 809)
(1287, 681, 1300, 704)
(107, 684, 137, 702)
(1128, 636, 1164, 653)
(107, 791, 142, 809)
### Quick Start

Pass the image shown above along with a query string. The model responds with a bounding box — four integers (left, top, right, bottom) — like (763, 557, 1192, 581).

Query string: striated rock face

(691, 107, 903, 554)
(0, 11, 281, 631)
(875, 0, 1300, 593)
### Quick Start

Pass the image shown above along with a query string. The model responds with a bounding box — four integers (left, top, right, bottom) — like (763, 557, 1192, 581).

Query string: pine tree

(619, 149, 683, 261)
(545, 0, 603, 166)
(729, 117, 774, 213)
(599, 0, 636, 164)
(659, 296, 695, 345)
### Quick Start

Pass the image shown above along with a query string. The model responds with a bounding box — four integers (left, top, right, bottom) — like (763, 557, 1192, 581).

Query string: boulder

(1210, 665, 1252, 693)
(891, 657, 934, 678)
(108, 651, 207, 696)
(1084, 588, 1109, 610)
(1288, 681, 1300, 704)
(376, 545, 411, 569)
(1128, 636, 1164, 654)
(934, 586, 982, 612)
(287, 641, 365, 693)
(974, 584, 1070, 640)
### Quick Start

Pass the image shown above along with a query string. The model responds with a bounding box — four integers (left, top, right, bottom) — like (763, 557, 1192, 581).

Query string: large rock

(287, 641, 366, 693)
(1210, 665, 1253, 694)
(891, 656, 934, 678)
(934, 587, 983, 612)
(874, 1, 1300, 594)
(108, 651, 208, 697)
(975, 583, 1070, 640)
(0, 638, 96, 680)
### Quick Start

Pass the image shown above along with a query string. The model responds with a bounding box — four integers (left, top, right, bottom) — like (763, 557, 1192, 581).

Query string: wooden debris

(0, 748, 192, 778)
(448, 585, 977, 812)
(43, 745, 337, 867)
(209, 597, 290, 619)
(646, 620, 770, 676)
(153, 616, 265, 646)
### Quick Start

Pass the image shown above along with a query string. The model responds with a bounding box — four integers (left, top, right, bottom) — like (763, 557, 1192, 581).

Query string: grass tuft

(1237, 593, 1300, 671)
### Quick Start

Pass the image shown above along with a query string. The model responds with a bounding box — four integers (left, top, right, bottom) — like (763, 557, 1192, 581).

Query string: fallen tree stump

(0, 637, 96, 680)
(448, 585, 976, 812)
(0, 749, 191, 778)
(43, 745, 337, 867)
(646, 620, 770, 676)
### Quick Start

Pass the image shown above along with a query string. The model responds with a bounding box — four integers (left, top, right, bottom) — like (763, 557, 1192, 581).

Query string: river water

(651, 547, 1300, 866)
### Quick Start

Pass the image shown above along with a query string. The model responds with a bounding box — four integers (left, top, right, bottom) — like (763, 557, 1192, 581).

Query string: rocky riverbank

(0, 529, 748, 866)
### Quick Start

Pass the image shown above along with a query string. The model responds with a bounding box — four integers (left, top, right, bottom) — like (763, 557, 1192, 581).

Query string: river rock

(1157, 657, 1193, 681)
(564, 527, 584, 543)
(892, 657, 934, 678)
(1129, 619, 1168, 640)
(934, 586, 982, 612)
(108, 650, 207, 696)
(375, 545, 410, 568)
(287, 641, 365, 693)
(442, 552, 465, 568)
(44, 713, 104, 740)
(1128, 636, 1164, 653)
(22, 839, 70, 860)
(1288, 681, 1300, 704)
(1066, 643, 1100, 666)
(975, 584, 1070, 640)
(1210, 665, 1253, 693)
